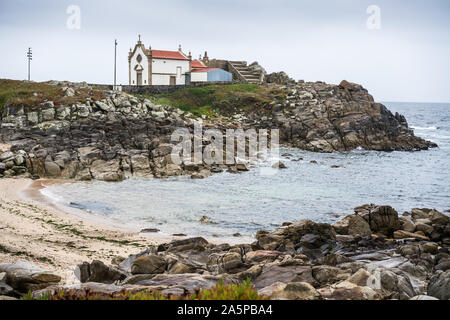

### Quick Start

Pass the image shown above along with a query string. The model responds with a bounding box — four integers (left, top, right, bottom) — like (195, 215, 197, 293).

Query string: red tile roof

(145, 49, 189, 60)
(190, 68, 219, 73)
(191, 60, 207, 68)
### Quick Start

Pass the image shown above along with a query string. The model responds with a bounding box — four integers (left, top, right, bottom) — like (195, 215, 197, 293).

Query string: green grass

(22, 278, 267, 300)
(136, 84, 281, 117)
(0, 79, 105, 113)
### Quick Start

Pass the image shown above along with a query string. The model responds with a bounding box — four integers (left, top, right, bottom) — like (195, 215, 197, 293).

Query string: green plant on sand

(21, 278, 267, 300)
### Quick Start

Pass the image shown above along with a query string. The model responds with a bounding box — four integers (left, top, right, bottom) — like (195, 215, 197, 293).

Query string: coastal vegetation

(22, 279, 265, 300)
(137, 83, 284, 117)
(0, 79, 104, 112)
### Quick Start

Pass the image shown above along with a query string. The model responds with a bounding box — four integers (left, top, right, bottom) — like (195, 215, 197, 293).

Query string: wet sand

(0, 178, 162, 280)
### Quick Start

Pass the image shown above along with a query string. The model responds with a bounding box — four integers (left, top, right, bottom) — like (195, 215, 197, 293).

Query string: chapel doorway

(137, 72, 143, 85)
(170, 76, 176, 85)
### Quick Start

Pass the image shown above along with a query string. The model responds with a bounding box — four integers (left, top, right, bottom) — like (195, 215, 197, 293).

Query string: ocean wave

(411, 126, 437, 131)
(40, 187, 65, 203)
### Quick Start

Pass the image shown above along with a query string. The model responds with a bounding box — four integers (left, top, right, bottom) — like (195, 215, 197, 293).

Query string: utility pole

(114, 39, 117, 90)
(27, 47, 32, 81)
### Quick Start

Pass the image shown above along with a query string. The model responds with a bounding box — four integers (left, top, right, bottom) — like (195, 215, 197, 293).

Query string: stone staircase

(227, 61, 263, 84)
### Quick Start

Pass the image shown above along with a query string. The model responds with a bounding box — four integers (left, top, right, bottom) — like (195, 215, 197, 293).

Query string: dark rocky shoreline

(0, 80, 436, 181)
(0, 80, 446, 300)
(1, 205, 448, 300)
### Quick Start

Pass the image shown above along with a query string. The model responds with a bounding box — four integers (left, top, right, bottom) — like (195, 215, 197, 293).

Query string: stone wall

(206, 59, 231, 71)
(120, 82, 233, 95)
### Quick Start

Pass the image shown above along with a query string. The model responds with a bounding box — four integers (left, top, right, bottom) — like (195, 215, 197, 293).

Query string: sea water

(42, 102, 450, 239)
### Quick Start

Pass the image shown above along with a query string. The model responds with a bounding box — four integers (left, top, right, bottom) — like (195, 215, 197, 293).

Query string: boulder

(409, 295, 439, 300)
(271, 161, 287, 169)
(118, 248, 155, 273)
(429, 210, 450, 225)
(346, 269, 372, 287)
(415, 223, 433, 236)
(167, 261, 195, 274)
(41, 108, 55, 121)
(191, 169, 211, 179)
(428, 270, 450, 300)
(411, 208, 431, 220)
(74, 262, 90, 283)
(207, 252, 244, 274)
(75, 260, 126, 284)
(316, 253, 353, 266)
(252, 264, 314, 290)
(396, 244, 421, 257)
(333, 214, 371, 236)
(421, 242, 439, 254)
(90, 159, 124, 182)
(245, 251, 282, 264)
(236, 163, 249, 171)
(236, 265, 263, 281)
(312, 266, 341, 285)
(130, 154, 151, 176)
(393, 230, 429, 241)
(368, 206, 400, 236)
(160, 237, 209, 253)
(133, 273, 238, 294)
(320, 280, 381, 300)
(131, 255, 167, 275)
(435, 259, 450, 272)
(0, 151, 14, 161)
(401, 218, 416, 233)
(44, 161, 61, 177)
(379, 268, 417, 299)
(259, 281, 320, 300)
(0, 281, 14, 296)
(257, 220, 336, 258)
(0, 261, 61, 292)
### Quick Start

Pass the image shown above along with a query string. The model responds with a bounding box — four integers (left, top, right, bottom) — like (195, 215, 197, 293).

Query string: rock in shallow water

(333, 214, 371, 237)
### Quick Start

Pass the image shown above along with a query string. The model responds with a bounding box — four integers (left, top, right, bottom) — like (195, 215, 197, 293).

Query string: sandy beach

(0, 178, 161, 280)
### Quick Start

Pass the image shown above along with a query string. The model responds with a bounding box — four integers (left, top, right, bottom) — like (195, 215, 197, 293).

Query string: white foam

(40, 186, 65, 204)
(411, 126, 437, 131)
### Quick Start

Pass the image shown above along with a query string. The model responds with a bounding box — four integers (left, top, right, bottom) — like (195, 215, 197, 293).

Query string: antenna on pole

(114, 39, 117, 91)
(27, 47, 32, 81)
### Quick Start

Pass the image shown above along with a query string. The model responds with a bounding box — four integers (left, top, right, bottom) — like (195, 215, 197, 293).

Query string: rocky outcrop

(0, 80, 437, 181)
(2, 204, 442, 301)
(0, 90, 236, 181)
(236, 80, 436, 152)
(265, 72, 295, 85)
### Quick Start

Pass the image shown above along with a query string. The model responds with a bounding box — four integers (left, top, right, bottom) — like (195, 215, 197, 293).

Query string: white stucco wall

(152, 58, 190, 85)
(130, 46, 149, 85)
(190, 72, 208, 82)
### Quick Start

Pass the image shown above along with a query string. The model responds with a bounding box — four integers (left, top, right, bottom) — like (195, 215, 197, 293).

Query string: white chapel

(128, 35, 231, 86)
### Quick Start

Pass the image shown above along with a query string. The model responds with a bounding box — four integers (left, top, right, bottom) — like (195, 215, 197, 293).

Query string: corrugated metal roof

(190, 68, 220, 73)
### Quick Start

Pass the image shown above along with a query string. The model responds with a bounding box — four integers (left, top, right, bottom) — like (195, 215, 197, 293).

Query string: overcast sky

(0, 0, 449, 102)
